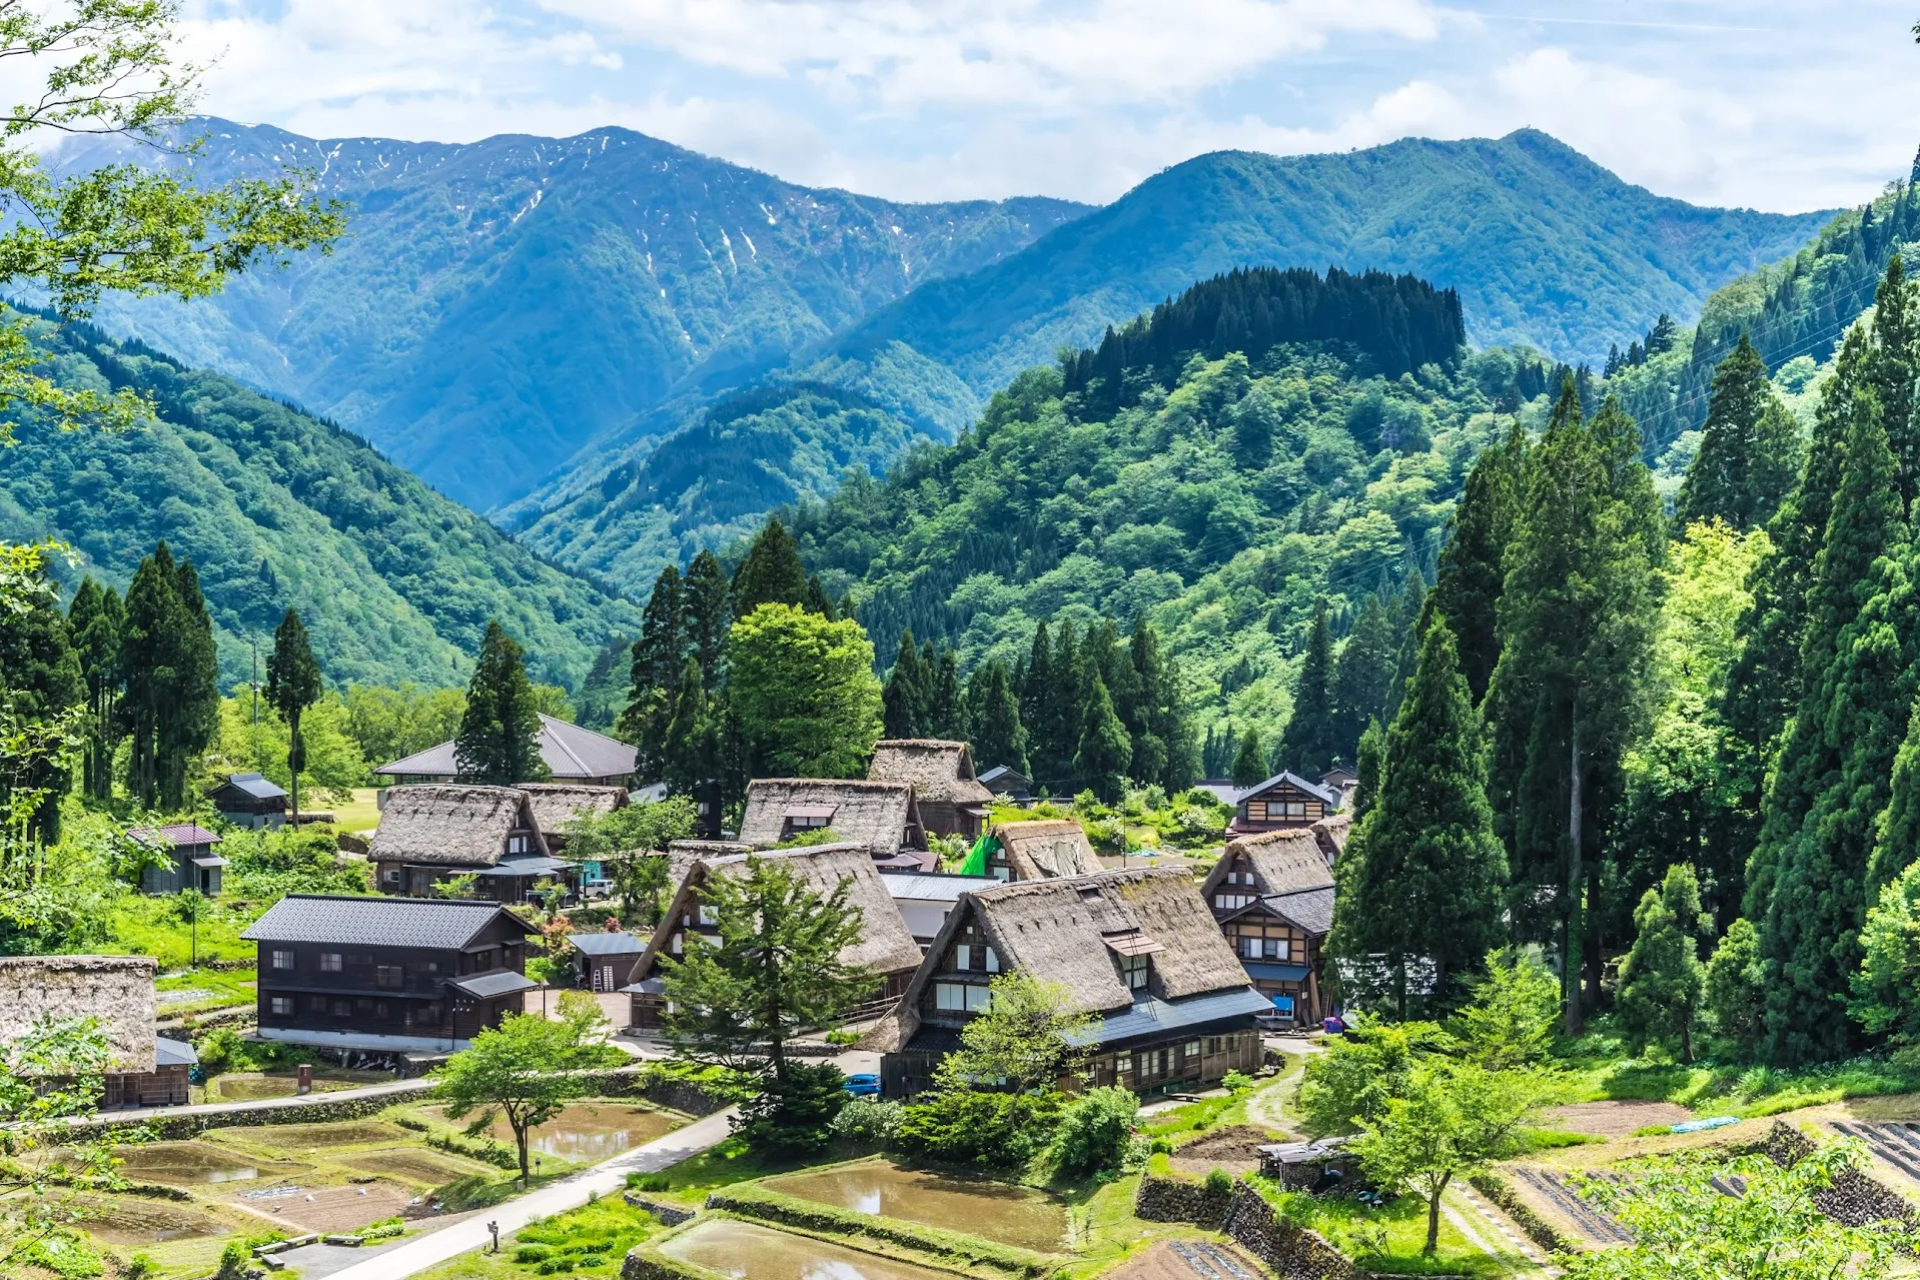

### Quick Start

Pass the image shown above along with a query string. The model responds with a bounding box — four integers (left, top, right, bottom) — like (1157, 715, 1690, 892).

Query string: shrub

(1221, 1070, 1255, 1094)
(735, 1063, 848, 1156)
(195, 1027, 252, 1077)
(215, 1241, 251, 1280)
(626, 1173, 669, 1192)
(829, 1097, 904, 1147)
(899, 1089, 1064, 1168)
(1203, 1168, 1235, 1197)
(123, 1255, 158, 1280)
(1048, 1087, 1140, 1178)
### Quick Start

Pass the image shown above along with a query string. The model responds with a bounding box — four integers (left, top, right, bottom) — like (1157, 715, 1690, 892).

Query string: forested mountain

(57, 118, 1090, 508)
(0, 322, 639, 690)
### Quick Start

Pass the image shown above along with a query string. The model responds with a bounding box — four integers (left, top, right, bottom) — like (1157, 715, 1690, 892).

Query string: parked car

(843, 1072, 881, 1097)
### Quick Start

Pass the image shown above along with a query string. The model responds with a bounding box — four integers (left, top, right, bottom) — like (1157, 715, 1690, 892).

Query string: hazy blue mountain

(59, 118, 1090, 508)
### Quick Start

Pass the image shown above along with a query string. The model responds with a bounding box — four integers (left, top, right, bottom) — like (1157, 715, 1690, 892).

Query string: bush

(215, 1241, 251, 1280)
(1047, 1087, 1139, 1178)
(1221, 1070, 1255, 1094)
(195, 1027, 251, 1076)
(626, 1173, 669, 1192)
(1204, 1168, 1235, 1197)
(734, 1063, 848, 1156)
(898, 1089, 1064, 1168)
(829, 1097, 903, 1147)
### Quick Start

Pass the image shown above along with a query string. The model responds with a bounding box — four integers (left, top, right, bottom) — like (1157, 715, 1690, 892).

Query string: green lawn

(413, 1197, 661, 1280)
(154, 967, 257, 1015)
(107, 895, 259, 968)
(330, 788, 383, 833)
(1263, 1184, 1528, 1277)
(626, 1135, 805, 1204)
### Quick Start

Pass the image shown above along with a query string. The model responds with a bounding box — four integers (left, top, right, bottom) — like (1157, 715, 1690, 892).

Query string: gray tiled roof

(568, 931, 647, 956)
(448, 970, 538, 999)
(1068, 988, 1274, 1047)
(880, 873, 1000, 902)
(378, 714, 637, 781)
(216, 772, 288, 800)
(241, 895, 530, 949)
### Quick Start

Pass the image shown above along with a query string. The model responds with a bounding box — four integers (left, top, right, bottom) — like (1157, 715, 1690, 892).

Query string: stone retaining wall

(624, 1193, 698, 1226)
(1132, 1174, 1356, 1280)
(1134, 1174, 1233, 1228)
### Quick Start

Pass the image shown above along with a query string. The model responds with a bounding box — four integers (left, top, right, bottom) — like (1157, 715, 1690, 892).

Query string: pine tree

(1485, 383, 1665, 1033)
(167, 556, 220, 809)
(1676, 334, 1804, 530)
(1431, 424, 1526, 705)
(1616, 864, 1710, 1063)
(929, 650, 961, 739)
(1074, 673, 1132, 802)
(1329, 593, 1399, 763)
(1040, 620, 1083, 788)
(1231, 727, 1269, 788)
(1276, 598, 1336, 775)
(732, 518, 810, 617)
(1353, 719, 1385, 822)
(881, 630, 926, 739)
(67, 577, 123, 801)
(264, 608, 323, 825)
(0, 563, 81, 842)
(803, 574, 835, 620)
(620, 565, 685, 780)
(1330, 616, 1507, 1014)
(660, 657, 717, 798)
(967, 660, 1028, 776)
(456, 621, 547, 786)
(1870, 255, 1920, 509)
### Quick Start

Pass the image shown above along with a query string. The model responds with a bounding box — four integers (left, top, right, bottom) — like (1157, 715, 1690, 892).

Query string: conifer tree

(67, 578, 123, 801)
(1353, 719, 1385, 822)
(1276, 598, 1336, 775)
(1039, 620, 1084, 788)
(122, 542, 219, 810)
(881, 630, 926, 739)
(1020, 621, 1051, 749)
(660, 657, 717, 798)
(1675, 334, 1803, 530)
(1330, 593, 1399, 763)
(1074, 673, 1132, 802)
(1231, 727, 1269, 788)
(803, 574, 835, 620)
(264, 608, 322, 825)
(1485, 383, 1664, 1033)
(930, 650, 961, 739)
(1616, 864, 1709, 1063)
(1430, 424, 1527, 705)
(620, 564, 684, 780)
(1330, 617, 1507, 1013)
(682, 550, 732, 691)
(967, 660, 1028, 776)
(0, 563, 81, 842)
(456, 621, 547, 786)
(1870, 255, 1920, 508)
(732, 518, 810, 617)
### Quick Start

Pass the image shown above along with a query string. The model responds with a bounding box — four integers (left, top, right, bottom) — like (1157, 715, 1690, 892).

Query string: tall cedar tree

(1352, 719, 1385, 822)
(1330, 616, 1507, 1014)
(1616, 864, 1710, 1063)
(1675, 334, 1804, 530)
(122, 542, 219, 810)
(67, 578, 123, 802)
(1075, 673, 1133, 802)
(1231, 727, 1269, 787)
(881, 629, 926, 739)
(455, 621, 547, 786)
(1873, 255, 1920, 509)
(264, 608, 323, 824)
(1036, 620, 1084, 789)
(682, 551, 732, 690)
(1276, 599, 1336, 775)
(1329, 592, 1401, 764)
(0, 565, 81, 842)
(732, 518, 810, 616)
(1020, 622, 1052, 768)
(620, 564, 684, 780)
(1429, 423, 1527, 705)
(967, 660, 1029, 776)
(929, 648, 962, 739)
(1485, 382, 1664, 1033)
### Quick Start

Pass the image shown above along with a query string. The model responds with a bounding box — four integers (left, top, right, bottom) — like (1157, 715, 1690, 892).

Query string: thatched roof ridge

(518, 783, 627, 838)
(992, 818, 1101, 879)
(737, 779, 921, 856)
(368, 784, 545, 867)
(1204, 828, 1334, 899)
(867, 740, 994, 806)
(1311, 812, 1352, 862)
(0, 955, 156, 1072)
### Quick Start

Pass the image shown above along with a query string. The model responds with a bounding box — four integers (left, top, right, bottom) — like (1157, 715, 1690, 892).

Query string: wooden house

(130, 823, 227, 897)
(622, 843, 923, 1030)
(0, 955, 195, 1109)
(882, 872, 1001, 951)
(880, 868, 1269, 1099)
(368, 785, 572, 903)
(567, 928, 649, 992)
(979, 818, 1102, 882)
(978, 765, 1033, 803)
(736, 779, 926, 860)
(867, 740, 996, 839)
(1228, 771, 1340, 835)
(1199, 829, 1335, 1026)
(1311, 812, 1352, 864)
(519, 783, 628, 851)
(208, 772, 288, 829)
(376, 714, 637, 787)
(243, 894, 537, 1052)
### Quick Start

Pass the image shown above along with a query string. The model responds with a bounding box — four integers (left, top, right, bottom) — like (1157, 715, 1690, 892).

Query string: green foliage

(342, 682, 466, 771)
(828, 1097, 905, 1147)
(1704, 918, 1767, 1061)
(560, 798, 696, 925)
(455, 620, 548, 786)
(121, 540, 218, 810)
(264, 607, 323, 819)
(437, 1010, 602, 1184)
(1221, 1071, 1255, 1095)
(1295, 1020, 1447, 1139)
(1275, 598, 1336, 775)
(1449, 948, 1560, 1072)
(939, 970, 1098, 1095)
(728, 603, 883, 779)
(1849, 859, 1920, 1050)
(1617, 865, 1711, 1062)
(214, 689, 368, 802)
(735, 1061, 848, 1157)
(0, 1015, 121, 1268)
(0, 554, 80, 845)
(896, 1088, 1065, 1169)
(220, 823, 370, 898)
(1429, 424, 1526, 705)
(1675, 334, 1803, 531)
(1046, 1086, 1140, 1178)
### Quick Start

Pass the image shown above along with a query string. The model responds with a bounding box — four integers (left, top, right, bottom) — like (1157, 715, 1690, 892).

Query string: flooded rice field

(226, 1119, 413, 1150)
(764, 1162, 1070, 1252)
(657, 1219, 965, 1280)
(340, 1147, 497, 1185)
(424, 1101, 676, 1164)
(76, 1197, 232, 1246)
(67, 1141, 310, 1186)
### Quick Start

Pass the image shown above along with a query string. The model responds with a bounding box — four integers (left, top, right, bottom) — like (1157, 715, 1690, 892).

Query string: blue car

(843, 1073, 881, 1097)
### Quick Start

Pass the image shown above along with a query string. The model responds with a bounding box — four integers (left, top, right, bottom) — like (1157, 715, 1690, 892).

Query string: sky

(175, 0, 1920, 213)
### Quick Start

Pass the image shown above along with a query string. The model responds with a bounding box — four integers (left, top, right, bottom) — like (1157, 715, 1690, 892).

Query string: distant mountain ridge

(58, 118, 1091, 508)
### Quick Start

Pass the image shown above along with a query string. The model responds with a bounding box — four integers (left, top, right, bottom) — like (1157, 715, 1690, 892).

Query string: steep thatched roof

(867, 740, 994, 807)
(737, 779, 922, 856)
(993, 819, 1101, 879)
(1311, 812, 1352, 862)
(1203, 828, 1334, 899)
(0, 955, 156, 1072)
(635, 843, 923, 981)
(518, 783, 628, 839)
(368, 784, 546, 867)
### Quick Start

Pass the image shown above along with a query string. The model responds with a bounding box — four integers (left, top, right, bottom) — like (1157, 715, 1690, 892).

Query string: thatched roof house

(880, 867, 1267, 1097)
(736, 779, 924, 858)
(518, 783, 628, 848)
(868, 739, 995, 838)
(987, 818, 1101, 881)
(0, 955, 157, 1072)
(368, 785, 564, 902)
(1202, 829, 1338, 1029)
(1203, 828, 1334, 908)
(1311, 812, 1352, 863)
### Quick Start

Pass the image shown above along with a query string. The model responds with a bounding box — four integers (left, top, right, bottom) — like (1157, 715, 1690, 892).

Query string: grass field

(330, 788, 383, 832)
(107, 895, 259, 968)
(413, 1197, 661, 1280)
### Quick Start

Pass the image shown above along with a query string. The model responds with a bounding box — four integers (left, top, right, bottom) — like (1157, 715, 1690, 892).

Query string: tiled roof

(448, 970, 538, 999)
(377, 715, 637, 781)
(567, 931, 647, 956)
(1233, 770, 1340, 807)
(880, 873, 999, 902)
(214, 772, 288, 800)
(241, 894, 532, 949)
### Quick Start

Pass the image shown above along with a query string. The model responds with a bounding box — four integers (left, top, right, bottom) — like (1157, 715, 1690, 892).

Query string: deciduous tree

(728, 604, 882, 779)
(438, 1011, 600, 1184)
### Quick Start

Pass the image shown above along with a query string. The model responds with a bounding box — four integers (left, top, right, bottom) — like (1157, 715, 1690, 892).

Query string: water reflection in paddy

(426, 1102, 676, 1163)
(657, 1219, 961, 1280)
(764, 1163, 1069, 1251)
(72, 1141, 310, 1186)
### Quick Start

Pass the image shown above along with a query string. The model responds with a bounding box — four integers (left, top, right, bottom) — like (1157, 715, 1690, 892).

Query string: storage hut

(207, 772, 288, 829)
(129, 823, 226, 897)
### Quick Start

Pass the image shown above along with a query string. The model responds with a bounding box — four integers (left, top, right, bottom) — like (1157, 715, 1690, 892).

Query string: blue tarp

(1243, 962, 1312, 982)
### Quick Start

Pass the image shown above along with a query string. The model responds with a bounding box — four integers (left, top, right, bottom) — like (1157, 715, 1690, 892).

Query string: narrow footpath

(76, 1077, 438, 1128)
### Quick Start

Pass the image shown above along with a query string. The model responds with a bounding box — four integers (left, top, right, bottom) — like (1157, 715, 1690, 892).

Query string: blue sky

(179, 1, 1919, 212)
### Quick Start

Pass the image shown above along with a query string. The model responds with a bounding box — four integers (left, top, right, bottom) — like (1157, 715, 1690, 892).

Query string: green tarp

(960, 834, 998, 877)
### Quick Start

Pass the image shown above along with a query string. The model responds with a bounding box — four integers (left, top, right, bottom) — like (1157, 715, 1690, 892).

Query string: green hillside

(64, 119, 1090, 508)
(0, 323, 639, 690)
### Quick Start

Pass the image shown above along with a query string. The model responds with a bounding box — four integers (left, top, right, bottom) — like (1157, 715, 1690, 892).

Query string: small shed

(867, 740, 995, 838)
(368, 785, 557, 901)
(208, 772, 288, 829)
(1258, 1138, 1356, 1190)
(130, 824, 226, 897)
(567, 929, 649, 992)
(978, 765, 1033, 803)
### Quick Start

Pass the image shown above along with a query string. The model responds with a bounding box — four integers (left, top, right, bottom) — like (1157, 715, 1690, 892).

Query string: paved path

(79, 1078, 436, 1128)
(315, 1106, 739, 1280)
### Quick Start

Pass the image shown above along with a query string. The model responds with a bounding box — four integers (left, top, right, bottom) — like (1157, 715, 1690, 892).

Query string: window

(1242, 936, 1261, 959)
(271, 950, 294, 970)
(991, 866, 1010, 882)
(375, 966, 403, 989)
(269, 996, 293, 1016)
(966, 985, 992, 1012)
(936, 982, 966, 1011)
(1285, 801, 1308, 818)
(1184, 1040, 1201, 1059)
(671, 933, 683, 955)
(1207, 1037, 1222, 1054)
(1216, 893, 1253, 911)
(375, 1003, 390, 1020)
(984, 947, 1000, 973)
(1270, 938, 1291, 961)
(955, 944, 972, 971)
(509, 833, 530, 854)
(331, 1000, 352, 1017)
(418, 960, 440, 975)
(1245, 801, 1266, 821)
(1118, 951, 1150, 991)
(697, 904, 718, 925)
(381, 867, 401, 886)
(320, 952, 343, 973)
(309, 996, 327, 1013)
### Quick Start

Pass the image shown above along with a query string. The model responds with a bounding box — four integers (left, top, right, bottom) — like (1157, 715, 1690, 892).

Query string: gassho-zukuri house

(970, 818, 1103, 882)
(865, 738, 996, 839)
(368, 784, 572, 902)
(243, 895, 538, 1053)
(1200, 827, 1336, 1026)
(375, 714, 638, 788)
(0, 955, 196, 1108)
(735, 778, 931, 867)
(622, 843, 924, 1030)
(878, 867, 1271, 1098)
